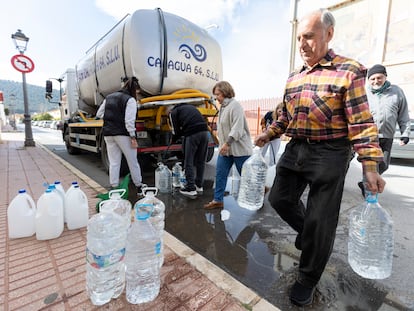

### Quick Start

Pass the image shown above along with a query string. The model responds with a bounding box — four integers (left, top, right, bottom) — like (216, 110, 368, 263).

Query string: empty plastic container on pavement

(135, 187, 165, 267)
(54, 181, 66, 222)
(348, 192, 394, 279)
(7, 189, 36, 239)
(98, 189, 132, 231)
(125, 203, 161, 304)
(35, 188, 64, 240)
(66, 184, 89, 230)
(86, 211, 127, 305)
(172, 162, 183, 188)
(154, 162, 172, 193)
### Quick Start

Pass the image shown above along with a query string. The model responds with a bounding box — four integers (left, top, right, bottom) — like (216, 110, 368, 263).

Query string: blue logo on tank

(179, 44, 207, 62)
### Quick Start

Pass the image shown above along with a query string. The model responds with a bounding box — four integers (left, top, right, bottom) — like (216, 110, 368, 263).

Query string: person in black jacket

(168, 103, 209, 198)
(96, 77, 143, 191)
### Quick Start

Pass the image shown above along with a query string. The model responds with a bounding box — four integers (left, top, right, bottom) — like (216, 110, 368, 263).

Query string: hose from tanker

(156, 8, 168, 94)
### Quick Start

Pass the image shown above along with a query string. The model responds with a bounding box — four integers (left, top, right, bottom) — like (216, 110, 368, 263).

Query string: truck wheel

(64, 128, 81, 155)
(100, 137, 129, 176)
(206, 146, 215, 162)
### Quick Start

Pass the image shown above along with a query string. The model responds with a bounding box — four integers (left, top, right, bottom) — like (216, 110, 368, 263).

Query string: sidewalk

(0, 131, 279, 311)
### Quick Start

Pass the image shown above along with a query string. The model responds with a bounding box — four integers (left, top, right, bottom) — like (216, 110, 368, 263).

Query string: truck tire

(64, 128, 81, 155)
(100, 137, 129, 176)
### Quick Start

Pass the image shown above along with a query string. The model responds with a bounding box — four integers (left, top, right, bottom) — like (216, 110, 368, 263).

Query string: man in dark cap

(358, 64, 411, 196)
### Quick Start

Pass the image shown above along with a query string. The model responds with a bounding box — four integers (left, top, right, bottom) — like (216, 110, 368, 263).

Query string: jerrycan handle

(109, 188, 126, 199)
(142, 186, 158, 196)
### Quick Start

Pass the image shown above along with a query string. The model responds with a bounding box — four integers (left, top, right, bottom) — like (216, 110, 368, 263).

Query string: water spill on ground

(126, 165, 409, 311)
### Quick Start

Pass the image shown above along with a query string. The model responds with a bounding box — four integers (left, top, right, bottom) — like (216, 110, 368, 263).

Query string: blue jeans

(214, 154, 250, 202)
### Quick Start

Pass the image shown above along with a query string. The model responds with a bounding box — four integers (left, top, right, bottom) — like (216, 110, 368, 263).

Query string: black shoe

(179, 187, 197, 198)
(357, 181, 365, 198)
(295, 234, 302, 251)
(290, 281, 315, 306)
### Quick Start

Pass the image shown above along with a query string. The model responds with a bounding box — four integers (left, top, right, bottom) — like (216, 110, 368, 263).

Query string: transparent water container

(237, 148, 268, 210)
(348, 193, 394, 279)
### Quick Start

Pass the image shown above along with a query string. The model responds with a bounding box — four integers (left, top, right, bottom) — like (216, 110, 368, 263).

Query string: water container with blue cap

(348, 192, 394, 279)
(125, 201, 161, 303)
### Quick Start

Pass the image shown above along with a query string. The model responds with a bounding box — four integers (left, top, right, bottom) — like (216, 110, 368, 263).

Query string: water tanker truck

(46, 8, 222, 171)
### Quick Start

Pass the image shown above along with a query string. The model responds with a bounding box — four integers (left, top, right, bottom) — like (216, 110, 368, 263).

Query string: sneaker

(290, 281, 315, 306)
(196, 186, 204, 195)
(179, 188, 197, 198)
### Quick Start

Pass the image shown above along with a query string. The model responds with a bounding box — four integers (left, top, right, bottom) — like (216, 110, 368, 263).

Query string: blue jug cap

(366, 192, 378, 203)
(54, 181, 61, 184)
(45, 189, 52, 193)
(18, 189, 26, 193)
(48, 184, 56, 190)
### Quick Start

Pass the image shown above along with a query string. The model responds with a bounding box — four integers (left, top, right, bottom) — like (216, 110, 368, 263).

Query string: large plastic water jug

(237, 148, 268, 210)
(125, 203, 161, 304)
(348, 193, 394, 279)
(66, 184, 89, 230)
(155, 163, 172, 193)
(86, 211, 127, 305)
(135, 187, 165, 267)
(172, 162, 183, 188)
(99, 189, 132, 230)
(35, 188, 64, 240)
(48, 184, 64, 223)
(225, 165, 240, 197)
(54, 181, 66, 222)
(7, 189, 36, 239)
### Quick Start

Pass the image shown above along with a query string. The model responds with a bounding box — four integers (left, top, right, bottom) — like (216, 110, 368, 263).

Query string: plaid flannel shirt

(268, 49, 383, 173)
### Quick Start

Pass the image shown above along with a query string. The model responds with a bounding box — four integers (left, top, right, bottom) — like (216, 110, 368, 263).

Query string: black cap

(367, 64, 387, 79)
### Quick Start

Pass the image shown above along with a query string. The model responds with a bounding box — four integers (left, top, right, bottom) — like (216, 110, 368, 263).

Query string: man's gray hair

(320, 8, 335, 28)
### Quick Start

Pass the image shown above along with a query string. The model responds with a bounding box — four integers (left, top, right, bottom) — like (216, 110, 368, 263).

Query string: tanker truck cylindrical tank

(76, 9, 223, 108)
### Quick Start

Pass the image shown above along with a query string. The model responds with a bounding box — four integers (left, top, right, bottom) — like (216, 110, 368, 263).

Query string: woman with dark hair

(96, 77, 143, 191)
(204, 81, 253, 209)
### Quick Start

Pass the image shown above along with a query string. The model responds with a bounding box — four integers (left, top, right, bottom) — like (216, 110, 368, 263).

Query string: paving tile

(0, 133, 274, 311)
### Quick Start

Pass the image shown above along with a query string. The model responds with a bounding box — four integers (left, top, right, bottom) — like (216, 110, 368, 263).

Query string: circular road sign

(11, 54, 35, 73)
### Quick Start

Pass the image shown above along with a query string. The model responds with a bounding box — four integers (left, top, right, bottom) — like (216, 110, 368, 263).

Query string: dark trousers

(268, 138, 352, 287)
(183, 131, 209, 190)
(378, 138, 393, 174)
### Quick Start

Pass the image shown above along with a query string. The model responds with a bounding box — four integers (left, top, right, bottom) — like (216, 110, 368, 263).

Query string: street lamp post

(11, 29, 35, 146)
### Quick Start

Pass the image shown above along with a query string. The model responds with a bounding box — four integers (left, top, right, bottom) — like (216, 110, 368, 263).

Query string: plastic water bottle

(179, 169, 187, 189)
(155, 163, 172, 193)
(99, 189, 132, 231)
(54, 181, 66, 222)
(7, 189, 36, 238)
(66, 184, 89, 230)
(125, 203, 161, 304)
(172, 162, 183, 188)
(348, 192, 394, 279)
(86, 211, 127, 305)
(135, 187, 165, 267)
(237, 148, 268, 210)
(35, 188, 64, 240)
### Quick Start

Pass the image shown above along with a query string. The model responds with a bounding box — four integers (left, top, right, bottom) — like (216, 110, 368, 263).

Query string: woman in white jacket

(204, 81, 253, 210)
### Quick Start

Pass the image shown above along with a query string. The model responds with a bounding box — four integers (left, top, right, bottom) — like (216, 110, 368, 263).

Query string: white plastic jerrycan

(36, 188, 64, 240)
(66, 184, 89, 230)
(7, 189, 36, 239)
